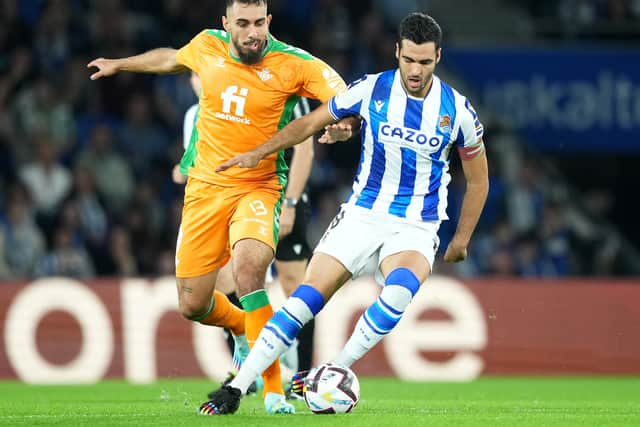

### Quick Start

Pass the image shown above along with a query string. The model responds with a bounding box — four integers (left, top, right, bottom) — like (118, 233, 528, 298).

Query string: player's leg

(203, 255, 349, 416)
(214, 263, 250, 372)
(332, 221, 440, 367)
(228, 187, 293, 413)
(206, 261, 260, 399)
(231, 239, 280, 386)
(175, 178, 244, 335)
(227, 252, 351, 395)
(202, 207, 376, 415)
(176, 275, 244, 340)
(227, 205, 382, 395)
(332, 250, 429, 367)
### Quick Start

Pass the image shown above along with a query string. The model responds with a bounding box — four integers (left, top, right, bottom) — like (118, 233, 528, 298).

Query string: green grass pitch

(0, 377, 638, 426)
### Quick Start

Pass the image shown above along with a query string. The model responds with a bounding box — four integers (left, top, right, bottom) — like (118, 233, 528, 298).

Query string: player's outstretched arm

(87, 48, 187, 80)
(444, 143, 489, 263)
(216, 102, 335, 172)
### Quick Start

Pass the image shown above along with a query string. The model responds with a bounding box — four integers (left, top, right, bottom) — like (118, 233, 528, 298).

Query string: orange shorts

(175, 177, 283, 278)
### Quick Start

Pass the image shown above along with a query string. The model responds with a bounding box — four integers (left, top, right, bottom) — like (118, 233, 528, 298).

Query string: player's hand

(278, 206, 296, 238)
(318, 123, 352, 144)
(87, 58, 120, 80)
(443, 241, 468, 263)
(172, 164, 187, 184)
(216, 151, 262, 172)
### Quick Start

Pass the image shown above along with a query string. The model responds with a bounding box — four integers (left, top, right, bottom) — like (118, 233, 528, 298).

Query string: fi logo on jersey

(216, 86, 251, 125)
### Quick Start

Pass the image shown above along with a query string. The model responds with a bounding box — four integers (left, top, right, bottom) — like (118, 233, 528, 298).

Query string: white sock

(230, 295, 315, 394)
(333, 284, 414, 367)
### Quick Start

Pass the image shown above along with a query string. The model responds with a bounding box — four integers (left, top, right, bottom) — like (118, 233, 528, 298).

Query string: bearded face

(230, 31, 267, 65)
(224, 2, 271, 65)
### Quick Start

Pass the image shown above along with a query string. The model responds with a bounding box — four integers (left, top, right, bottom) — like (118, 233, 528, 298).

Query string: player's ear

(267, 14, 272, 26)
(435, 48, 441, 64)
(222, 15, 229, 31)
(395, 42, 400, 60)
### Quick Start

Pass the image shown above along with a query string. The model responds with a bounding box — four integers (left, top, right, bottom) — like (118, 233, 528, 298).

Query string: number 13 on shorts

(249, 200, 269, 216)
(230, 189, 282, 251)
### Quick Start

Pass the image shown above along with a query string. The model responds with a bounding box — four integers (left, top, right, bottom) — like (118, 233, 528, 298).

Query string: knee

(179, 303, 200, 320)
(176, 275, 216, 320)
(385, 267, 420, 296)
(178, 299, 211, 321)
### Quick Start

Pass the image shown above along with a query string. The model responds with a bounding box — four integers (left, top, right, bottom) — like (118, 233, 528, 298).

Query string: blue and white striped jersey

(328, 70, 484, 222)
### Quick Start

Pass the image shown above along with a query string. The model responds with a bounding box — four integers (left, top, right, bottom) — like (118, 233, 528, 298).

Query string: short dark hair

(225, 0, 267, 7)
(398, 13, 442, 49)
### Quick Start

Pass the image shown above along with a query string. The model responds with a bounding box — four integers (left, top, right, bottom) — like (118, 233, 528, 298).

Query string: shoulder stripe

(205, 29, 230, 43)
(265, 34, 315, 60)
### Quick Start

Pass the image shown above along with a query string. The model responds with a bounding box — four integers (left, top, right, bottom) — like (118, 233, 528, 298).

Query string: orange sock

(240, 290, 283, 397)
(197, 290, 245, 336)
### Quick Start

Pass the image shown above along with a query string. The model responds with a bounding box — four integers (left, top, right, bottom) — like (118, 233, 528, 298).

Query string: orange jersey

(177, 30, 346, 188)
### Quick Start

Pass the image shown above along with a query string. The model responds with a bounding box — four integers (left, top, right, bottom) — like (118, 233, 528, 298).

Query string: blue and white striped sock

(333, 268, 421, 367)
(230, 285, 324, 394)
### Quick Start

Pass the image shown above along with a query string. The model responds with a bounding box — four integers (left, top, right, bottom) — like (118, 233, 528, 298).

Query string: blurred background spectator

(1, 0, 638, 280)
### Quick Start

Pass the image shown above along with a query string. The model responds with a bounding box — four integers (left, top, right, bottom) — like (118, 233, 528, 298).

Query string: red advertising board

(1, 276, 639, 383)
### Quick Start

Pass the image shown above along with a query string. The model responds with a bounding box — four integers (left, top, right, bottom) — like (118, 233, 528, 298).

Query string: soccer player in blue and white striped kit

(202, 12, 489, 415)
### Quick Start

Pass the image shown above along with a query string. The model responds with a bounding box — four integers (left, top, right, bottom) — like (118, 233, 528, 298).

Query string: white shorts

(314, 204, 440, 284)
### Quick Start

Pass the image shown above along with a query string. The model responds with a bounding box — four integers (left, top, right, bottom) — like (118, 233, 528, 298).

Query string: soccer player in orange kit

(87, 0, 349, 414)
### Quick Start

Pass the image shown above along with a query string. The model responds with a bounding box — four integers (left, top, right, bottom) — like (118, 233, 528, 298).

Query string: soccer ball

(303, 363, 360, 414)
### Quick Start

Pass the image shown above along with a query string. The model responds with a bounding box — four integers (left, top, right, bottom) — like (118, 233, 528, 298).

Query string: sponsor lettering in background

(444, 48, 640, 152)
(484, 73, 640, 131)
(2, 277, 487, 383)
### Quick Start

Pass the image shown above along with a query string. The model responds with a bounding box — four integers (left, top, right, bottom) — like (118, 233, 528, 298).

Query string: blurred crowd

(0, 0, 636, 281)
(515, 0, 640, 38)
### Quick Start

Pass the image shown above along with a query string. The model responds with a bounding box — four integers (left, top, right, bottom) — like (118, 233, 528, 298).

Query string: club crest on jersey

(438, 114, 452, 134)
(258, 68, 273, 81)
(379, 124, 442, 148)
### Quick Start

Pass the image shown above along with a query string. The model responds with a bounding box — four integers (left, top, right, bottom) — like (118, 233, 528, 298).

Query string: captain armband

(457, 140, 485, 161)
